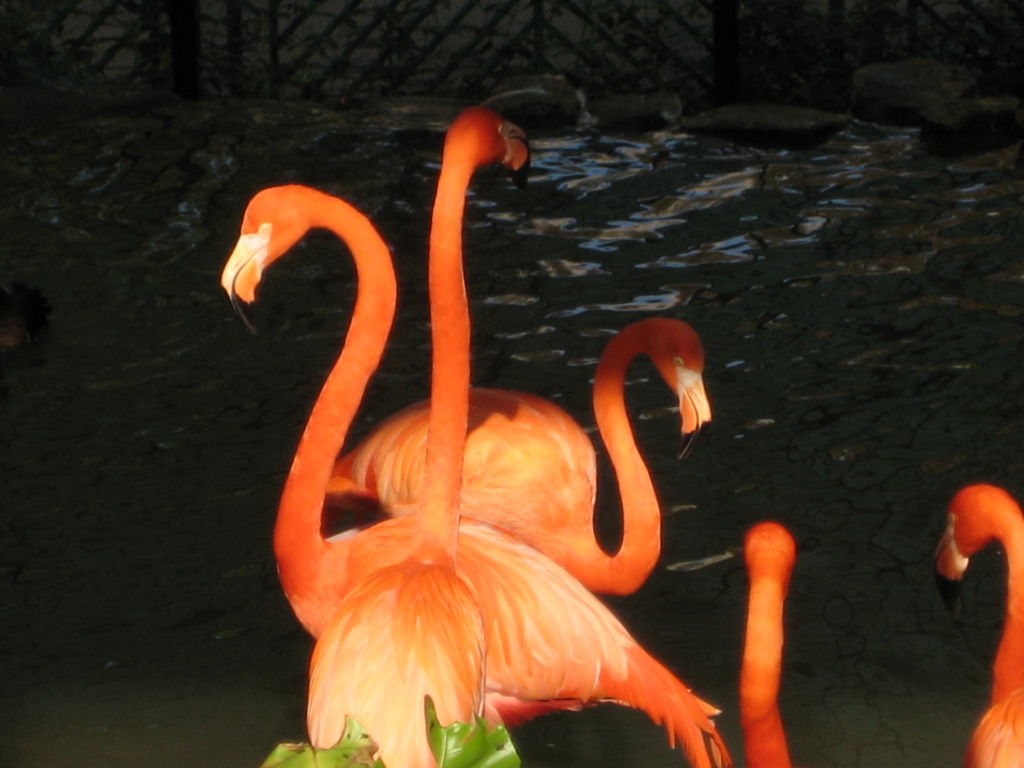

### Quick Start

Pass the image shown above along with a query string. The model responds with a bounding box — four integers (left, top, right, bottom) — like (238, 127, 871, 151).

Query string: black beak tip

(230, 293, 258, 335)
(509, 138, 531, 190)
(677, 423, 706, 461)
(510, 159, 530, 190)
(935, 572, 962, 618)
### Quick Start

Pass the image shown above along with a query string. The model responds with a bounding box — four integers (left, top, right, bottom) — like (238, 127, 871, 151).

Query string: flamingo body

(338, 387, 597, 548)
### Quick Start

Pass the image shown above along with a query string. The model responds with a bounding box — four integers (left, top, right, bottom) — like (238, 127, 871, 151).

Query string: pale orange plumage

(307, 561, 485, 767)
(305, 516, 731, 768)
(935, 484, 1024, 768)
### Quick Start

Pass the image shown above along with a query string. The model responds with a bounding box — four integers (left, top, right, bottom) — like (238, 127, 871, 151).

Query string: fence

(1, 0, 1021, 111)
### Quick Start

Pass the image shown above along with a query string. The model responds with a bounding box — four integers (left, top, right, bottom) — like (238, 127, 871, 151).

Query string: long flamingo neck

(741, 569, 792, 768)
(274, 190, 397, 600)
(990, 512, 1024, 703)
(415, 151, 477, 561)
(590, 324, 664, 588)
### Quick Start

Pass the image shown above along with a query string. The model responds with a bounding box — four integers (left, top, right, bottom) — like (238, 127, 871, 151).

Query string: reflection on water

(636, 234, 760, 268)
(2, 96, 1024, 767)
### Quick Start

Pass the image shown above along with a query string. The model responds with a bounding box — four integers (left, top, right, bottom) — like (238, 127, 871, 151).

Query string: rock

(850, 57, 976, 126)
(484, 74, 583, 128)
(921, 96, 1023, 156)
(587, 91, 683, 131)
(355, 95, 473, 137)
(677, 103, 848, 148)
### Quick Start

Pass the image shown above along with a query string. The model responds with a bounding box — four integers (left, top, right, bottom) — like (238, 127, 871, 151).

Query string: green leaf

(259, 718, 383, 768)
(259, 742, 317, 768)
(259, 706, 521, 768)
(427, 700, 522, 768)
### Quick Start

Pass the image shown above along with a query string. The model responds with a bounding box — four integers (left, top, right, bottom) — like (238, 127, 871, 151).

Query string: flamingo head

(642, 318, 711, 460)
(499, 119, 531, 189)
(220, 185, 316, 329)
(447, 107, 530, 189)
(744, 521, 796, 591)
(934, 484, 1020, 616)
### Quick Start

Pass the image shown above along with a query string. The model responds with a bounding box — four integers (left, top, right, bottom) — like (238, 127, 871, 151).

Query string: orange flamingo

(222, 182, 485, 768)
(337, 315, 710, 595)
(321, 108, 709, 597)
(741, 521, 796, 768)
(223, 109, 731, 768)
(301, 152, 489, 768)
(935, 483, 1024, 767)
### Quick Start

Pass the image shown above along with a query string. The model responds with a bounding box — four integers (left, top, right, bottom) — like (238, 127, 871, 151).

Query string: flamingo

(299, 150, 489, 768)
(222, 182, 485, 768)
(337, 314, 711, 595)
(222, 108, 731, 768)
(935, 483, 1024, 767)
(741, 521, 796, 768)
(319, 104, 710, 597)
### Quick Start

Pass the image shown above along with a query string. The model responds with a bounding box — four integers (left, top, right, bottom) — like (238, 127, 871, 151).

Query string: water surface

(2, 93, 1023, 767)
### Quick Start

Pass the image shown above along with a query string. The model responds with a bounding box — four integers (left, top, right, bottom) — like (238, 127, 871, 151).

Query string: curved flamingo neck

(273, 188, 396, 606)
(741, 565, 792, 768)
(589, 322, 667, 591)
(414, 136, 479, 562)
(985, 508, 1024, 703)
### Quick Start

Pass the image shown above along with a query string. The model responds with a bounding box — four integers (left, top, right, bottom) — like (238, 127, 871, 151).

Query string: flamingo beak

(675, 360, 711, 460)
(935, 516, 968, 617)
(220, 222, 272, 333)
(500, 121, 530, 190)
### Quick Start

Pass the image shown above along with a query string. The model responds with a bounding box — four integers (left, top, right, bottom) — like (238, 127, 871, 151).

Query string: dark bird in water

(0, 283, 50, 350)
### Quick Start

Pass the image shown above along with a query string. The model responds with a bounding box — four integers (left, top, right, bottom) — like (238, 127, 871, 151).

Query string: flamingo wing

(456, 523, 730, 768)
(316, 519, 730, 767)
(345, 388, 596, 540)
(308, 560, 485, 768)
